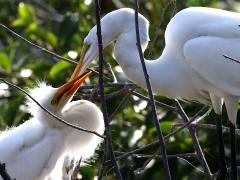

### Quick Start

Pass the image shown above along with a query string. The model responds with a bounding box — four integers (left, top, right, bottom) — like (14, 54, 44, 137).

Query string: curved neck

(112, 30, 197, 100)
(113, 32, 171, 94)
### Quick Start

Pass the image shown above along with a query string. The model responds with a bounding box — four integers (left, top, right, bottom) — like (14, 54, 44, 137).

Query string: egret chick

(0, 70, 104, 180)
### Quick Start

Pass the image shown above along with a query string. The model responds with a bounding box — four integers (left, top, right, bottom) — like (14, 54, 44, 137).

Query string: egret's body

(0, 77, 104, 179)
(75, 7, 240, 179)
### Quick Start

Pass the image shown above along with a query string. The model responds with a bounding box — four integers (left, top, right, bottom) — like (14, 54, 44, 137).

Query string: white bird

(73, 7, 240, 179)
(0, 69, 104, 180)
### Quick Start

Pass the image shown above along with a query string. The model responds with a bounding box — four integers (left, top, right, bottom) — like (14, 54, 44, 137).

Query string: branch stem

(95, 1, 122, 179)
(134, 1, 171, 179)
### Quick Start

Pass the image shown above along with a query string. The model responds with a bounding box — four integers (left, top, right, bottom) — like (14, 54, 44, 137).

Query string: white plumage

(73, 7, 240, 178)
(0, 81, 104, 179)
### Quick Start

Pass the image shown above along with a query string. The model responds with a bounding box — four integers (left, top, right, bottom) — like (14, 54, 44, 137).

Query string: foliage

(0, 0, 240, 179)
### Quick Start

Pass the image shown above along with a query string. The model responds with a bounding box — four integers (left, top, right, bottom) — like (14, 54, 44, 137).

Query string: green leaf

(18, 3, 35, 22)
(50, 61, 72, 79)
(0, 52, 11, 73)
(160, 121, 173, 134)
(45, 31, 57, 46)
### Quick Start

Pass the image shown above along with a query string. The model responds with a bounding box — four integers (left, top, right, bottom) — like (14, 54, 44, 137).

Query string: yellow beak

(69, 43, 90, 81)
(51, 71, 92, 110)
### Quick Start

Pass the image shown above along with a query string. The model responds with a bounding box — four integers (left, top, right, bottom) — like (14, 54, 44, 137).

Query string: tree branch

(94, 1, 122, 179)
(175, 100, 212, 179)
(0, 163, 12, 180)
(134, 1, 171, 179)
(0, 78, 105, 139)
(0, 23, 112, 81)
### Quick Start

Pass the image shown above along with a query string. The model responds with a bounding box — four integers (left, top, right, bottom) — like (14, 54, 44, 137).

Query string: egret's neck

(113, 34, 196, 99)
(113, 34, 166, 93)
(113, 34, 145, 86)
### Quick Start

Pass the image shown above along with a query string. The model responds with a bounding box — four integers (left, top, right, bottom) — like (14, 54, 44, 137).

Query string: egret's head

(27, 70, 92, 122)
(70, 8, 150, 77)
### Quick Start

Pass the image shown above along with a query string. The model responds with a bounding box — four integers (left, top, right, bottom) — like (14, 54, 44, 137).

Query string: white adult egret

(73, 7, 240, 179)
(0, 68, 104, 179)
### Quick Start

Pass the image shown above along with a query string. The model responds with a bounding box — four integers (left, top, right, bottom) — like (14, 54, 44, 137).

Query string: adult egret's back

(73, 7, 240, 179)
(0, 71, 104, 180)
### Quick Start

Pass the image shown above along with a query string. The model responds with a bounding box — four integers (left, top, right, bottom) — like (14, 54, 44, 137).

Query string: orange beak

(69, 43, 91, 81)
(51, 71, 92, 111)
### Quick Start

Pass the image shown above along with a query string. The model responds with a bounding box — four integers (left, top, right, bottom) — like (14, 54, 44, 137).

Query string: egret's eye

(51, 99, 57, 105)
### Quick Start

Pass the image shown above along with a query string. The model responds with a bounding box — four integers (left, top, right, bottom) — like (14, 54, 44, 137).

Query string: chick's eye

(51, 99, 57, 105)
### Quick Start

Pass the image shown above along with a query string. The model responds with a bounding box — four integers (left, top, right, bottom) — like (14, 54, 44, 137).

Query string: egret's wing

(6, 130, 62, 180)
(0, 120, 63, 180)
(183, 35, 240, 96)
(0, 119, 45, 162)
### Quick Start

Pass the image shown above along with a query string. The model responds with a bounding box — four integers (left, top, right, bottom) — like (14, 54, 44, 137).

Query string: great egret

(0, 67, 104, 179)
(73, 7, 240, 179)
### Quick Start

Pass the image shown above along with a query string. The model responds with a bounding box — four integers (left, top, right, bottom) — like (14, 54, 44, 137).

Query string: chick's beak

(51, 71, 92, 110)
(69, 43, 91, 81)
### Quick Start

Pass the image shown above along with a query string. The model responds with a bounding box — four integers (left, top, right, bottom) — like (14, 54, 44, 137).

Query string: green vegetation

(0, 0, 239, 179)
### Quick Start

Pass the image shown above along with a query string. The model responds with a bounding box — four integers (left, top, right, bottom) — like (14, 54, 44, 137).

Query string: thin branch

(0, 23, 112, 81)
(212, 166, 240, 178)
(134, 1, 171, 179)
(0, 163, 12, 180)
(132, 152, 197, 159)
(131, 91, 176, 111)
(174, 123, 240, 135)
(79, 83, 137, 90)
(109, 88, 134, 121)
(165, 106, 211, 140)
(223, 54, 240, 64)
(175, 100, 212, 179)
(112, 106, 211, 161)
(95, 1, 122, 179)
(134, 106, 211, 173)
(177, 157, 204, 174)
(0, 78, 105, 139)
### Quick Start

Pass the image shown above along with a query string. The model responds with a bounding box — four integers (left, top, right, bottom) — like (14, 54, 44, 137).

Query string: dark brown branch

(174, 123, 240, 135)
(0, 78, 105, 139)
(111, 106, 211, 161)
(134, 1, 171, 179)
(94, 1, 122, 179)
(79, 83, 137, 90)
(130, 152, 196, 159)
(175, 100, 212, 179)
(212, 166, 240, 178)
(0, 163, 12, 180)
(0, 23, 112, 81)
(133, 106, 210, 173)
(109, 89, 134, 121)
(223, 54, 240, 64)
(131, 91, 176, 111)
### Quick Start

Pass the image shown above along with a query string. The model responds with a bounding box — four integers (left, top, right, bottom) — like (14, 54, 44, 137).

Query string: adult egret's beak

(51, 71, 92, 111)
(69, 43, 91, 81)
(69, 42, 98, 81)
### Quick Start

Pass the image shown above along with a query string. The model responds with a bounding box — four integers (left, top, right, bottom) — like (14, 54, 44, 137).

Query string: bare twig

(134, 1, 171, 179)
(109, 88, 135, 121)
(174, 123, 240, 135)
(223, 54, 240, 64)
(133, 152, 197, 159)
(0, 23, 112, 81)
(212, 166, 240, 178)
(0, 162, 12, 180)
(112, 106, 211, 162)
(175, 100, 212, 179)
(134, 106, 211, 173)
(95, 1, 122, 179)
(131, 91, 176, 111)
(79, 83, 137, 90)
(0, 78, 105, 139)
